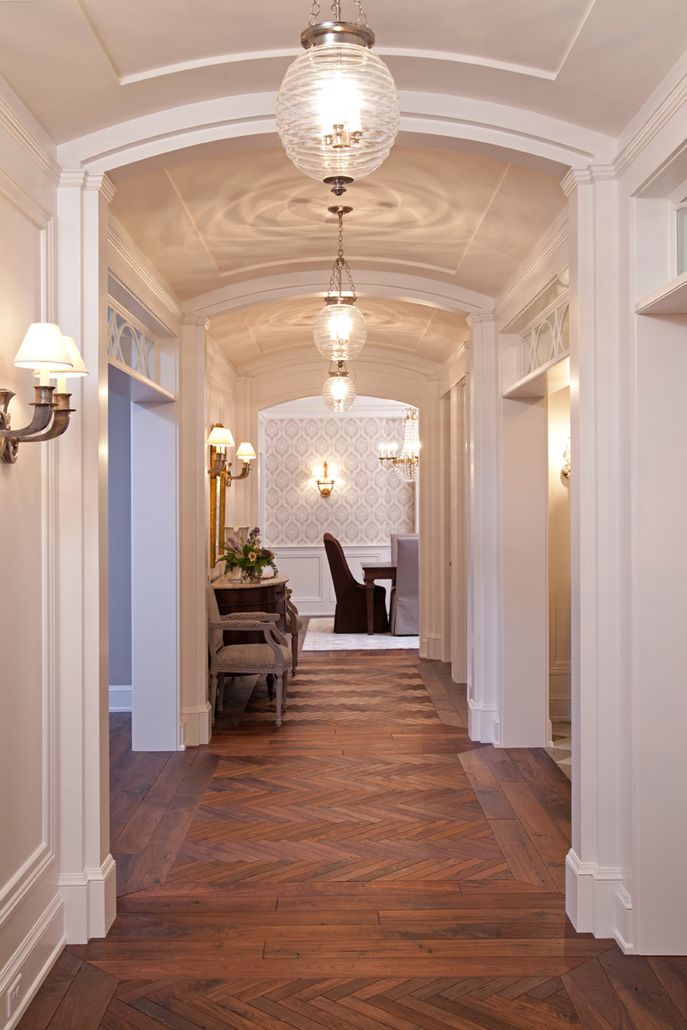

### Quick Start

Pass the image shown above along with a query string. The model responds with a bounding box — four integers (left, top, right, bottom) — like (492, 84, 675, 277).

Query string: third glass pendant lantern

(314, 205, 367, 362)
(276, 0, 400, 196)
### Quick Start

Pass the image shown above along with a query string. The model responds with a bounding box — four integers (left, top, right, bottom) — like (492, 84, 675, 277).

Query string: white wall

(0, 84, 65, 1029)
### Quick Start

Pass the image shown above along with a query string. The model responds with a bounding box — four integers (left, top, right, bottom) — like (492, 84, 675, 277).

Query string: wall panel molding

(273, 545, 392, 616)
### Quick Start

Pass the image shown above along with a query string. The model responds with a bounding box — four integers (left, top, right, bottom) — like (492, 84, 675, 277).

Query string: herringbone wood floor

(21, 653, 687, 1029)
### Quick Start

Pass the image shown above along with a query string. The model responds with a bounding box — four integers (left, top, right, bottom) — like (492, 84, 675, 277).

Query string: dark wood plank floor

(20, 653, 687, 1029)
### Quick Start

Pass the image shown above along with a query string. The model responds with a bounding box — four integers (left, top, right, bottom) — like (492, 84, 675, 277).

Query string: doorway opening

(258, 394, 420, 651)
(546, 385, 572, 778)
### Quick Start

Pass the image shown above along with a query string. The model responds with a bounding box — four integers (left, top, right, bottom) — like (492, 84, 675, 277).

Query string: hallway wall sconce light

(207, 424, 256, 567)
(378, 408, 420, 483)
(207, 424, 256, 484)
(276, 0, 400, 196)
(561, 437, 571, 481)
(316, 461, 336, 497)
(0, 323, 88, 464)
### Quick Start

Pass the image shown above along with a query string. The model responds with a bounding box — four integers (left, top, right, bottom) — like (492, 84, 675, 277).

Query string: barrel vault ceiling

(3, 1, 685, 367)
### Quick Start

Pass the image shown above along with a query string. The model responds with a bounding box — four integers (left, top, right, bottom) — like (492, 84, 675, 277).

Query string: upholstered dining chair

(207, 587, 292, 727)
(390, 534, 419, 635)
(323, 532, 389, 633)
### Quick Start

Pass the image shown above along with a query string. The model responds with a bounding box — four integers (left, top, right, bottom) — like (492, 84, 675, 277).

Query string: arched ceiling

(109, 140, 566, 301)
(207, 295, 469, 370)
(0, 0, 686, 142)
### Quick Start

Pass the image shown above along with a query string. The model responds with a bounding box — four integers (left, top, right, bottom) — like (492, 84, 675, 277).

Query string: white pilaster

(564, 170, 631, 945)
(467, 316, 500, 743)
(179, 316, 211, 747)
(56, 171, 116, 942)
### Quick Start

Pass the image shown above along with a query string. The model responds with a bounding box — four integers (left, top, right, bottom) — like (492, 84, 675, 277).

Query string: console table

(212, 574, 289, 643)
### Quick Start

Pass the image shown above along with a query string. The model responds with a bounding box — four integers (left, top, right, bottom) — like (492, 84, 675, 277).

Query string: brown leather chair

(323, 533, 389, 633)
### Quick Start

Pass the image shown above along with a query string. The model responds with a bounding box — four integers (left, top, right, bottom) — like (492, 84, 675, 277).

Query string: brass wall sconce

(316, 461, 335, 498)
(207, 423, 256, 567)
(0, 324, 88, 464)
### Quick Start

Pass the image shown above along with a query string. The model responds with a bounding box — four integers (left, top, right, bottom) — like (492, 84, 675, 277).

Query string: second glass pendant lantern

(314, 204, 367, 362)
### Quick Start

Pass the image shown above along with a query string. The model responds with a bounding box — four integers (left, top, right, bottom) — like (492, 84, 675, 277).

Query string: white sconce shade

(313, 299, 367, 361)
(236, 442, 257, 462)
(14, 323, 73, 370)
(51, 336, 88, 378)
(207, 424, 235, 450)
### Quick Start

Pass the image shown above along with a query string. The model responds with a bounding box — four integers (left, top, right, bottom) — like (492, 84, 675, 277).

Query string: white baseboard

(181, 703, 211, 747)
(549, 697, 571, 721)
(565, 849, 633, 950)
(59, 853, 116, 944)
(468, 697, 499, 743)
(420, 634, 448, 661)
(108, 685, 132, 712)
(1, 894, 64, 1030)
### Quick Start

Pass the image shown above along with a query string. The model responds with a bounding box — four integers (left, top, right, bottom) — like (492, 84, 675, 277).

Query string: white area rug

(303, 617, 419, 651)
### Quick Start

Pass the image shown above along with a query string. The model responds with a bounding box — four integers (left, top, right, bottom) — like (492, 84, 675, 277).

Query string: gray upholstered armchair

(207, 587, 292, 727)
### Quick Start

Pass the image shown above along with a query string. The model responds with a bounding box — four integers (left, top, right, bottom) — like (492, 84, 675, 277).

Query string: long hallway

(22, 654, 687, 1028)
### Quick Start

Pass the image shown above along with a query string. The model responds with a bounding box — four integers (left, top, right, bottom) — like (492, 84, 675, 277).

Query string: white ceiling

(0, 0, 686, 141)
(208, 294, 469, 369)
(109, 140, 566, 302)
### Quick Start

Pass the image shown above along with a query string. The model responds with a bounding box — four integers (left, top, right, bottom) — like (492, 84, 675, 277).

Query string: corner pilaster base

(181, 703, 212, 747)
(468, 698, 498, 743)
(565, 849, 634, 952)
(59, 853, 117, 944)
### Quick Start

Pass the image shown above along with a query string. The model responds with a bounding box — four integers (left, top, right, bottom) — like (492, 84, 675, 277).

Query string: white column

(56, 171, 116, 942)
(179, 317, 211, 747)
(564, 170, 631, 945)
(467, 318, 500, 743)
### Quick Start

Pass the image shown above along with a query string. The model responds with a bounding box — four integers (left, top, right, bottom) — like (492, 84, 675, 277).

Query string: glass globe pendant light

(314, 205, 367, 362)
(276, 0, 400, 196)
(322, 360, 357, 413)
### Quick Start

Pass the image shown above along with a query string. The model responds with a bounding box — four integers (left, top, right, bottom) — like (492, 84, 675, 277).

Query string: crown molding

(84, 172, 116, 203)
(107, 224, 181, 321)
(615, 69, 687, 178)
(181, 314, 210, 329)
(496, 211, 569, 316)
(0, 95, 59, 182)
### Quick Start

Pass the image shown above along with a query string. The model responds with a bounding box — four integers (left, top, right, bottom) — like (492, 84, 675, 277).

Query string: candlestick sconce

(0, 324, 88, 464)
(207, 423, 256, 567)
(316, 461, 335, 498)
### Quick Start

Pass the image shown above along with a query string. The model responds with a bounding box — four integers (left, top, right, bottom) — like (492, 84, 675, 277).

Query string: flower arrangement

(218, 527, 277, 583)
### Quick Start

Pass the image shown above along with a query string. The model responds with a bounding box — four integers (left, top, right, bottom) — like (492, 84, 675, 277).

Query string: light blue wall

(108, 382, 132, 688)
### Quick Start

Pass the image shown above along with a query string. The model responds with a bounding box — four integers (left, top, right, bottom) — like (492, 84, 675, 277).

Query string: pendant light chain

(326, 209, 357, 301)
(308, 0, 368, 24)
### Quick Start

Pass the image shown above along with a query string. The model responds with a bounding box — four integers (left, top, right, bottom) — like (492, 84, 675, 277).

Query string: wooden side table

(212, 574, 289, 643)
(361, 564, 396, 635)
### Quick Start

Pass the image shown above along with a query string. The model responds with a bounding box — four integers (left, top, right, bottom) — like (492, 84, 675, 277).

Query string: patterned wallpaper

(263, 416, 415, 546)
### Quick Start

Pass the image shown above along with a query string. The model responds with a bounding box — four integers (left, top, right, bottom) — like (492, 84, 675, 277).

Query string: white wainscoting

(273, 544, 391, 616)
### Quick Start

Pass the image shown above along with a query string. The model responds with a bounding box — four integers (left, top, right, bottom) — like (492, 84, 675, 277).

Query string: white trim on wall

(273, 545, 392, 617)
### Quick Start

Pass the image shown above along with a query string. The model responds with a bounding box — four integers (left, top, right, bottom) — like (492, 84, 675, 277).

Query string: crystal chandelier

(322, 360, 357, 413)
(314, 205, 367, 362)
(276, 0, 400, 196)
(378, 408, 420, 482)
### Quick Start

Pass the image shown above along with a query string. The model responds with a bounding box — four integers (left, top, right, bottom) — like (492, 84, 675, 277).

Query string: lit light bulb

(314, 299, 367, 361)
(318, 73, 363, 148)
